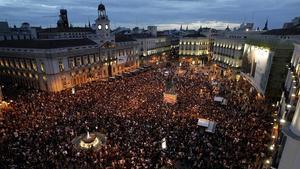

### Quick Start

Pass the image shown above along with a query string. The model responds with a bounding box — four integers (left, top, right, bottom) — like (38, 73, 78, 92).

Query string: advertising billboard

(241, 44, 273, 93)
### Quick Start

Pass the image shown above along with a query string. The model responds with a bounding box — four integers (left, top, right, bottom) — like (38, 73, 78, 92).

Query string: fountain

(72, 131, 106, 151)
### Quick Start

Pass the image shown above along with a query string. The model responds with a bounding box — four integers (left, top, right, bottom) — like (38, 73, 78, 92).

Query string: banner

(163, 93, 177, 104)
(117, 55, 128, 65)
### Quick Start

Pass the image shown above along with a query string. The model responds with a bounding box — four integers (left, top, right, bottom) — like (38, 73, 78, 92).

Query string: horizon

(0, 0, 299, 30)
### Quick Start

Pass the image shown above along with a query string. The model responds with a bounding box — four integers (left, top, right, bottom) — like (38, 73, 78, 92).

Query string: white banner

(117, 55, 128, 65)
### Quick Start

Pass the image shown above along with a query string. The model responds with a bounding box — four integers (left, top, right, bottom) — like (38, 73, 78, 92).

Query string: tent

(221, 99, 228, 105)
(214, 96, 224, 102)
(205, 121, 217, 133)
(197, 118, 217, 133)
(197, 118, 210, 127)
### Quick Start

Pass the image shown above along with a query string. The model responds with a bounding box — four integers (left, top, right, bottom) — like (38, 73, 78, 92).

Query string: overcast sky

(0, 0, 299, 30)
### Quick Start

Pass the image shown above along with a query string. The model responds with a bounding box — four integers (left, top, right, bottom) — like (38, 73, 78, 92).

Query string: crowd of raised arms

(0, 62, 273, 169)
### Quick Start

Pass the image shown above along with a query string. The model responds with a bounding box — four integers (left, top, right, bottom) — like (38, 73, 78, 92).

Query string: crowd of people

(0, 62, 274, 169)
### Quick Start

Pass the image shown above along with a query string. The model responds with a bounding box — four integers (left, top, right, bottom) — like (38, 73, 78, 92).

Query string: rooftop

(115, 35, 136, 42)
(0, 38, 97, 49)
(183, 34, 207, 38)
(262, 28, 300, 35)
(38, 27, 95, 33)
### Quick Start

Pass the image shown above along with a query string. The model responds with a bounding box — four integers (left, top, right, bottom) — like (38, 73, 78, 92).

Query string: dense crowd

(0, 63, 273, 169)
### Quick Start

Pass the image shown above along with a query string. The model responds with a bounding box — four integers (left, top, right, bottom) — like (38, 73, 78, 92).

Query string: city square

(0, 1, 300, 169)
(1, 62, 274, 168)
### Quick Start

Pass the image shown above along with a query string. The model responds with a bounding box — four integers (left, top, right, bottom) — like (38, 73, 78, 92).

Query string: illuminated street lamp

(280, 119, 286, 124)
(269, 144, 275, 151)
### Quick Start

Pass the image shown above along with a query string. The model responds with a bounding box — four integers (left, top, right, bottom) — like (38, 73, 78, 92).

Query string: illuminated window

(68, 57, 75, 69)
(89, 55, 95, 64)
(32, 61, 37, 71)
(3, 59, 8, 67)
(58, 60, 64, 72)
(83, 56, 89, 65)
(95, 54, 100, 62)
(43, 75, 47, 81)
(20, 60, 25, 69)
(40, 63, 45, 73)
(76, 57, 82, 66)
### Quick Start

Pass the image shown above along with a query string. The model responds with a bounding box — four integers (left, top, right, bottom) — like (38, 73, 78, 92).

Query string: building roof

(183, 34, 206, 38)
(130, 33, 153, 39)
(38, 27, 94, 33)
(0, 38, 97, 49)
(262, 28, 300, 35)
(115, 35, 136, 42)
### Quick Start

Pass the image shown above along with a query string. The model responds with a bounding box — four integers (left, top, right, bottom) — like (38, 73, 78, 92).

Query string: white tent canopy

(197, 118, 210, 127)
(197, 118, 217, 133)
(214, 96, 224, 102)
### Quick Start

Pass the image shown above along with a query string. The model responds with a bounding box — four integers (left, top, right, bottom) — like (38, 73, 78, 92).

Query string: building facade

(0, 3, 139, 92)
(212, 39, 244, 68)
(179, 34, 210, 64)
(271, 42, 300, 169)
(0, 22, 38, 41)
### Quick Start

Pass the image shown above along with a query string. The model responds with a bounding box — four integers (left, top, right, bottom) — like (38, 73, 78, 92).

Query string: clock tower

(95, 3, 114, 44)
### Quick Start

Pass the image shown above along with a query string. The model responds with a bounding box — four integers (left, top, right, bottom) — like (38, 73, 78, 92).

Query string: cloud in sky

(0, 0, 299, 30)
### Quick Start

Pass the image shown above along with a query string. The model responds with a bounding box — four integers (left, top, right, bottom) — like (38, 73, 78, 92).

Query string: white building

(273, 42, 300, 169)
(212, 39, 244, 68)
(0, 3, 139, 92)
(179, 34, 210, 63)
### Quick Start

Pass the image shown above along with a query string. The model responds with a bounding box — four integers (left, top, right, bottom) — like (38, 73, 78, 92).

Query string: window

(26, 60, 31, 70)
(32, 61, 37, 71)
(76, 57, 82, 66)
(20, 60, 25, 69)
(58, 60, 64, 72)
(40, 62, 45, 73)
(0, 58, 3, 67)
(95, 54, 100, 62)
(89, 55, 95, 64)
(68, 57, 75, 69)
(83, 56, 89, 65)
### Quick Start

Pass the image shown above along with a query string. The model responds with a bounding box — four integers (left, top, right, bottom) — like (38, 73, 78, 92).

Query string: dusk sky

(0, 0, 299, 30)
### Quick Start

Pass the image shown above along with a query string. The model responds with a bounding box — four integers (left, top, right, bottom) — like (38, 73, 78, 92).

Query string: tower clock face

(98, 25, 102, 30)
(105, 24, 109, 30)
